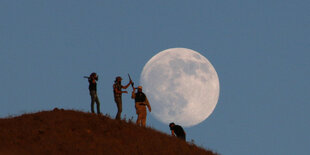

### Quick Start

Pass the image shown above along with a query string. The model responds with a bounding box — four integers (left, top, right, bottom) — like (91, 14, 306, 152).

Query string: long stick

(128, 73, 135, 89)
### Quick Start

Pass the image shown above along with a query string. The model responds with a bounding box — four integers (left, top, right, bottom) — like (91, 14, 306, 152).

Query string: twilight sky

(1, 1, 309, 155)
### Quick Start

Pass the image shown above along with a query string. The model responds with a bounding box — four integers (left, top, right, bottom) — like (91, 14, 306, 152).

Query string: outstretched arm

(114, 84, 127, 94)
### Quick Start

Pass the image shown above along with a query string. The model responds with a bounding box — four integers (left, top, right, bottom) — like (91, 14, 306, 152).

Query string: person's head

(137, 86, 143, 92)
(115, 76, 122, 83)
(169, 122, 175, 128)
(90, 72, 96, 77)
(90, 72, 98, 80)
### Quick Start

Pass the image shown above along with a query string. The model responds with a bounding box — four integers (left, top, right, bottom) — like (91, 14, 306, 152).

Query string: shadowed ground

(0, 109, 217, 155)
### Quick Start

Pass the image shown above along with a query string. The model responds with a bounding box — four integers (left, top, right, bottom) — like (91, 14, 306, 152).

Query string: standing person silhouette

(87, 72, 101, 114)
(131, 86, 151, 127)
(113, 76, 132, 120)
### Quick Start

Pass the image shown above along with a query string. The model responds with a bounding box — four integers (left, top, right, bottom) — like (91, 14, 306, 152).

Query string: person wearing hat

(131, 86, 151, 127)
(169, 122, 186, 141)
(88, 72, 101, 114)
(113, 76, 132, 120)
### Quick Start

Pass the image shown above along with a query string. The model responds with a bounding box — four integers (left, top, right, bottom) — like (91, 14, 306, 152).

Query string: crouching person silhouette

(169, 122, 186, 141)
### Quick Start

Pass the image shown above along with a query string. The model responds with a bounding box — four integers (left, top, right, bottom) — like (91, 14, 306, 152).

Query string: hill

(0, 109, 217, 155)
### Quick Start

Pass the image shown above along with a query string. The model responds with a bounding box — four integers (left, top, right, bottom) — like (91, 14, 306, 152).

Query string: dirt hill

(0, 109, 217, 155)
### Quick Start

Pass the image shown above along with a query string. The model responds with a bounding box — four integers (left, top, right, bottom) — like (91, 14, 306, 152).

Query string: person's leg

(179, 135, 186, 141)
(138, 114, 144, 126)
(115, 97, 122, 120)
(90, 91, 95, 113)
(136, 114, 141, 125)
(135, 103, 140, 125)
(136, 106, 143, 126)
(141, 108, 147, 127)
(95, 93, 101, 114)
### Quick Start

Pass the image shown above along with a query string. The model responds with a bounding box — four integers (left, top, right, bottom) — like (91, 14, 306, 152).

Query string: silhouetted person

(169, 122, 186, 141)
(131, 86, 151, 127)
(113, 76, 132, 120)
(88, 72, 101, 114)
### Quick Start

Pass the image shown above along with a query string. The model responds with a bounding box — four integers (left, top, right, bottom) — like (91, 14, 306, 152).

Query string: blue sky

(1, 1, 309, 154)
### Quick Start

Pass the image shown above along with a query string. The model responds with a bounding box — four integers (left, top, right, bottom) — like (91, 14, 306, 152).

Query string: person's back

(172, 125, 185, 137)
(134, 91, 146, 103)
(169, 123, 186, 141)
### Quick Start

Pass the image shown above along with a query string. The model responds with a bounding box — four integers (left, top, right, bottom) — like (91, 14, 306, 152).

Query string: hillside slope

(0, 109, 217, 155)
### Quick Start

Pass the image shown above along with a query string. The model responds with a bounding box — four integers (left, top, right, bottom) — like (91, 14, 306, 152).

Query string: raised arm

(122, 81, 132, 89)
(131, 88, 136, 99)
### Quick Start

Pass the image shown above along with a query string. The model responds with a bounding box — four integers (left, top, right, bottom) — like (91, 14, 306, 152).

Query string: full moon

(140, 48, 220, 127)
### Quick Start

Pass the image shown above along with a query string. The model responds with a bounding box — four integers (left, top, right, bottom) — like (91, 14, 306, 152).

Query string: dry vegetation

(0, 109, 217, 155)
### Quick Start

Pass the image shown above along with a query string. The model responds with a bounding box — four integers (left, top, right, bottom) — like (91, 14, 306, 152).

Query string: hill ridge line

(0, 108, 217, 155)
